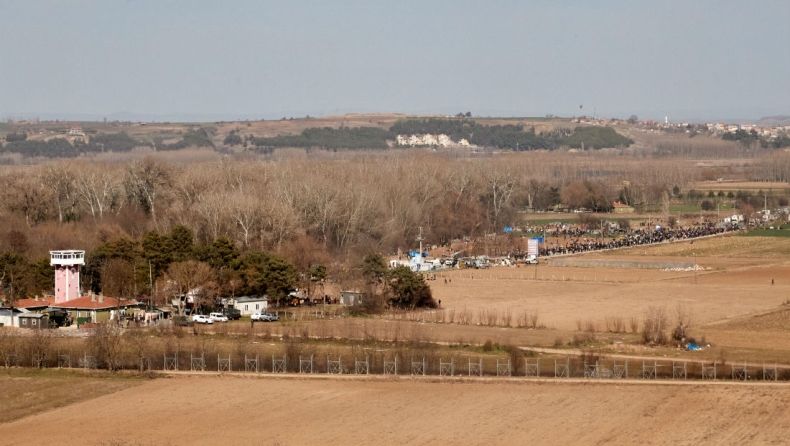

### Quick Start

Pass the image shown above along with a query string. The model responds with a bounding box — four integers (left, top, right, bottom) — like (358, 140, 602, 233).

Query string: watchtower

(50, 250, 84, 304)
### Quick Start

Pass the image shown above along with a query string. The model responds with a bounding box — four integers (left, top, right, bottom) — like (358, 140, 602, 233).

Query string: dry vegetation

(0, 368, 142, 424)
(3, 116, 790, 442)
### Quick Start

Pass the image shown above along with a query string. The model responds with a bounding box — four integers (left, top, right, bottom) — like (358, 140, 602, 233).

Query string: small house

(612, 202, 635, 214)
(233, 296, 269, 315)
(0, 307, 23, 327)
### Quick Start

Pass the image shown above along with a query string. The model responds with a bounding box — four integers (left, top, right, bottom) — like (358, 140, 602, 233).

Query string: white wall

(234, 300, 268, 316)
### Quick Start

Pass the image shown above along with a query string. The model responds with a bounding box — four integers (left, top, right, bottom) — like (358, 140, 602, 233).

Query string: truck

(222, 307, 241, 320)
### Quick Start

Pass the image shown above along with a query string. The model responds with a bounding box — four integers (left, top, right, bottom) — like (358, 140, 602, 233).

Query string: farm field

(1, 375, 788, 446)
(0, 369, 142, 424)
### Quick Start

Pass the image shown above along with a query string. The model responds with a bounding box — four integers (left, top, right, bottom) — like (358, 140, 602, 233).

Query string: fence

(8, 342, 786, 382)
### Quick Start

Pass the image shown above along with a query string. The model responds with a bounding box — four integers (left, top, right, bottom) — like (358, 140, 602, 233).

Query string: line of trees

(389, 118, 633, 150)
(0, 154, 699, 253)
(253, 126, 390, 150)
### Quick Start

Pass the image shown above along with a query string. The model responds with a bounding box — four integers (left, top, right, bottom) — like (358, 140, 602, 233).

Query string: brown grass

(0, 369, 142, 424)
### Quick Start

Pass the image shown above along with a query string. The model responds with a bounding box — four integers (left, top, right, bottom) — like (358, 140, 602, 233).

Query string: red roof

(13, 296, 56, 309)
(53, 295, 138, 310)
(8, 295, 139, 310)
(613, 202, 631, 208)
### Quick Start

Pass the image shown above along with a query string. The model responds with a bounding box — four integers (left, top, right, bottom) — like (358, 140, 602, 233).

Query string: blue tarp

(504, 227, 513, 232)
(687, 344, 700, 351)
(408, 251, 430, 258)
(531, 237, 544, 243)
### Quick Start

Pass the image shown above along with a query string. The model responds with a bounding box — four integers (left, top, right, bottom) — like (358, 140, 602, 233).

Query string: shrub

(642, 306, 668, 345)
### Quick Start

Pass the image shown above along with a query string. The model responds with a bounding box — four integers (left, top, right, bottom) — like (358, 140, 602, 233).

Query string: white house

(232, 296, 268, 315)
(0, 308, 23, 327)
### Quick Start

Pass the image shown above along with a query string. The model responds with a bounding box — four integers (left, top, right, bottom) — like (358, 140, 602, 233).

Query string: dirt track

(2, 375, 788, 446)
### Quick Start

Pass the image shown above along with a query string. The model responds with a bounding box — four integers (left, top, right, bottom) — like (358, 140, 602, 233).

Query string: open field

(0, 369, 143, 424)
(2, 375, 788, 446)
(693, 181, 790, 192)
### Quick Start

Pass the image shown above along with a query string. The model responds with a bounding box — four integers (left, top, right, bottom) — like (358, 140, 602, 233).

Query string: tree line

(9, 149, 782, 308)
(390, 118, 633, 150)
(0, 128, 214, 158)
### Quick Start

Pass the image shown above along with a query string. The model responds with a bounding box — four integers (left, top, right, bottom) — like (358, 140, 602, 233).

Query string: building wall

(54, 265, 80, 304)
(18, 316, 47, 329)
(234, 301, 267, 315)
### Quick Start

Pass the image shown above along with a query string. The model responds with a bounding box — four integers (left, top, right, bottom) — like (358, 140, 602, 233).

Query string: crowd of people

(534, 223, 738, 256)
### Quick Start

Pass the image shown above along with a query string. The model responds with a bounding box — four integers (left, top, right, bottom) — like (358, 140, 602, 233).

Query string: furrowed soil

(2, 375, 788, 446)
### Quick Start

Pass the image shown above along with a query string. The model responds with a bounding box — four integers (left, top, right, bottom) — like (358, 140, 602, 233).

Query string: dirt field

(432, 254, 790, 333)
(0, 369, 142, 424)
(1, 375, 787, 446)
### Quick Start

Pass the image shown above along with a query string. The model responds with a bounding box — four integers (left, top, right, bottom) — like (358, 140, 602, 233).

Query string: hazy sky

(1, 0, 789, 122)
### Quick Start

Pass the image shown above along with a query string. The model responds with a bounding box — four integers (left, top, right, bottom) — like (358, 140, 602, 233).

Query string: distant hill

(755, 116, 790, 126)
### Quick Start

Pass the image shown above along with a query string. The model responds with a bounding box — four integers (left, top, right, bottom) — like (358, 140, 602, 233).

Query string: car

(191, 314, 214, 324)
(209, 312, 229, 322)
(261, 313, 279, 322)
(251, 312, 279, 322)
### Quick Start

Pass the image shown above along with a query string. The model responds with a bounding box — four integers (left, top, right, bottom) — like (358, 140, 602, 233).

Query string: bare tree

(75, 164, 125, 219)
(124, 158, 174, 221)
(161, 260, 215, 315)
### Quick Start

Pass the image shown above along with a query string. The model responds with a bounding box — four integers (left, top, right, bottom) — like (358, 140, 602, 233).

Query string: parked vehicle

(209, 312, 229, 322)
(222, 308, 241, 320)
(192, 314, 213, 324)
(251, 312, 279, 322)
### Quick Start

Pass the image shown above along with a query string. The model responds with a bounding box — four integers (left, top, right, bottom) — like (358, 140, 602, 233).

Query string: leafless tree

(161, 260, 215, 315)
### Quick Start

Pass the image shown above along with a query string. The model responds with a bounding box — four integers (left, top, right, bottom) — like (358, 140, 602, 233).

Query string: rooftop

(52, 295, 139, 310)
(13, 296, 56, 309)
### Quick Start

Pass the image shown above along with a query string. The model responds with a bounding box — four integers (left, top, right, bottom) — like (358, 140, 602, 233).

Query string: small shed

(18, 313, 48, 330)
(339, 291, 368, 306)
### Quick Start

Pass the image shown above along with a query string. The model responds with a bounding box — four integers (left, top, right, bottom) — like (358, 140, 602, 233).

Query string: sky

(1, 0, 789, 122)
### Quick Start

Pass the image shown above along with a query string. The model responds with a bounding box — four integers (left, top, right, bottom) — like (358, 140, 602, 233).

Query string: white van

(209, 312, 229, 322)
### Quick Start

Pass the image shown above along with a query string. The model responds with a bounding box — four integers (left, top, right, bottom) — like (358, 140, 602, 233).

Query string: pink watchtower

(50, 250, 85, 304)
